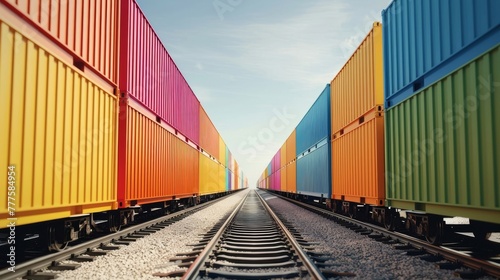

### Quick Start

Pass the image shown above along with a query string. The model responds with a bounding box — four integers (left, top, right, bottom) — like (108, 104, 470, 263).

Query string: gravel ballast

(54, 189, 249, 280)
(261, 191, 495, 280)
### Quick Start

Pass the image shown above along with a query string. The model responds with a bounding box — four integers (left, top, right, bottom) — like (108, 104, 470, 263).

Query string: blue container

(296, 84, 331, 155)
(267, 162, 272, 177)
(296, 140, 331, 198)
(383, 0, 500, 108)
(225, 167, 230, 191)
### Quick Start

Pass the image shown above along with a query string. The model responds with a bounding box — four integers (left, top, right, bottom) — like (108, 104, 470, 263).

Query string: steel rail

(270, 191, 500, 279)
(0, 193, 236, 280)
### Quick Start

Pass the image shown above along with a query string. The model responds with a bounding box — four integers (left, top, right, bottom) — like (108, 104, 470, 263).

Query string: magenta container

(119, 0, 200, 144)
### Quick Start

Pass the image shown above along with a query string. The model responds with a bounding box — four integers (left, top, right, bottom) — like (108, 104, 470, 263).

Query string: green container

(385, 45, 500, 224)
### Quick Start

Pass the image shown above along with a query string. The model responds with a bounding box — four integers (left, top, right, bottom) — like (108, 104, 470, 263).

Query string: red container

(117, 98, 198, 208)
(119, 0, 199, 144)
(199, 106, 219, 159)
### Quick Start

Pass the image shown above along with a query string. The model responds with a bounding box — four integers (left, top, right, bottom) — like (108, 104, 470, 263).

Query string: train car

(0, 0, 247, 251)
(329, 23, 386, 219)
(383, 0, 500, 243)
(0, 4, 118, 250)
(295, 85, 332, 206)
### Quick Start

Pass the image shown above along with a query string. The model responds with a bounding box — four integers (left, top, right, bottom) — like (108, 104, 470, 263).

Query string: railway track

(0, 193, 236, 280)
(164, 189, 328, 279)
(265, 190, 500, 279)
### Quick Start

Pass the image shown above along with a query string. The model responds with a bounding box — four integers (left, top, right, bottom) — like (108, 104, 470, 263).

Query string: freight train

(0, 0, 247, 251)
(258, 0, 500, 244)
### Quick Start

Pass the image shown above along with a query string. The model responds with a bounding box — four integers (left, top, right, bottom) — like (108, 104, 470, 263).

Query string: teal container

(385, 45, 500, 224)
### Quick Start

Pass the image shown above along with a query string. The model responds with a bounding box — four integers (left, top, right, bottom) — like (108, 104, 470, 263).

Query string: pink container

(119, 0, 199, 144)
(273, 169, 281, 191)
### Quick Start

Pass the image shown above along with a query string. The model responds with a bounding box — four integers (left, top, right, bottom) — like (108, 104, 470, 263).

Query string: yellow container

(219, 135, 226, 167)
(199, 154, 221, 196)
(218, 163, 225, 192)
(0, 17, 117, 228)
(286, 130, 296, 163)
(330, 22, 384, 134)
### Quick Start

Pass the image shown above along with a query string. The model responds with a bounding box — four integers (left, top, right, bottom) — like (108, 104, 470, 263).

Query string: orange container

(0, 12, 117, 227)
(117, 99, 198, 207)
(286, 161, 297, 193)
(330, 22, 384, 134)
(286, 130, 296, 163)
(199, 106, 219, 159)
(331, 112, 385, 206)
(1, 0, 119, 84)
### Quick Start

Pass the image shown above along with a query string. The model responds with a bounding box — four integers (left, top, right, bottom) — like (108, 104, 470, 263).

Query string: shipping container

(272, 169, 281, 191)
(280, 143, 287, 191)
(296, 141, 331, 198)
(385, 45, 500, 224)
(119, 0, 200, 143)
(219, 136, 226, 166)
(281, 165, 287, 192)
(0, 16, 117, 228)
(199, 154, 222, 196)
(199, 106, 219, 159)
(286, 130, 296, 163)
(287, 161, 297, 193)
(383, 0, 500, 108)
(267, 162, 272, 178)
(1, 0, 119, 84)
(272, 149, 281, 174)
(219, 164, 226, 192)
(117, 98, 198, 208)
(330, 22, 383, 134)
(332, 115, 385, 206)
(296, 85, 331, 155)
(225, 167, 230, 191)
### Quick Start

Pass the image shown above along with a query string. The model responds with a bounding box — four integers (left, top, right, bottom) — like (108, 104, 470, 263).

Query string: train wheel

(384, 209, 396, 231)
(47, 226, 69, 252)
(471, 220, 492, 241)
(425, 219, 444, 245)
(348, 203, 357, 219)
(108, 213, 121, 233)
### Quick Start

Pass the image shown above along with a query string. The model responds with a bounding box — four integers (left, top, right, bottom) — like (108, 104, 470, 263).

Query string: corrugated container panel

(330, 23, 384, 133)
(275, 169, 281, 191)
(225, 146, 229, 169)
(385, 46, 500, 224)
(1, 0, 119, 83)
(173, 134, 199, 198)
(383, 0, 500, 108)
(225, 167, 230, 191)
(199, 106, 219, 159)
(332, 116, 385, 206)
(234, 161, 239, 190)
(267, 163, 272, 177)
(119, 0, 199, 143)
(296, 85, 331, 155)
(272, 149, 281, 172)
(219, 136, 226, 166)
(296, 143, 331, 198)
(287, 161, 297, 193)
(118, 99, 198, 207)
(0, 17, 117, 227)
(281, 165, 287, 192)
(199, 155, 220, 196)
(286, 130, 296, 163)
(280, 143, 287, 168)
(218, 164, 226, 193)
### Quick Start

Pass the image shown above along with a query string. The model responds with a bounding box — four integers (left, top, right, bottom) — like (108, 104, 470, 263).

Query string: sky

(136, 0, 393, 187)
